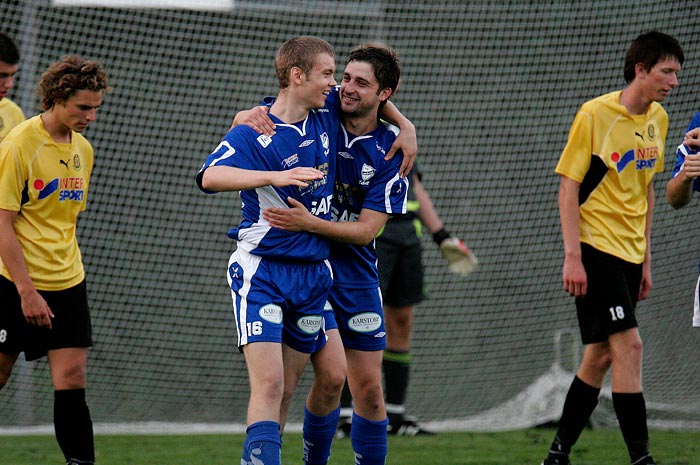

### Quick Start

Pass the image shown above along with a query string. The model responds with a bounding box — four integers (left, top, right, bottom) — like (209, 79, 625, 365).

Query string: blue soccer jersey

(330, 123, 409, 288)
(197, 95, 340, 262)
(671, 111, 700, 193)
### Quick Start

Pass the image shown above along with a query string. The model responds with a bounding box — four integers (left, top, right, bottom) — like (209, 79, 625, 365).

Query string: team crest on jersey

(360, 163, 376, 186)
(647, 124, 656, 141)
(257, 134, 272, 148)
(73, 154, 81, 170)
(320, 132, 329, 156)
(282, 153, 299, 168)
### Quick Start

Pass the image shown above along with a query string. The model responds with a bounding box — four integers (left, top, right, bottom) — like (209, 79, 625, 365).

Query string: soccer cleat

(335, 416, 352, 439)
(387, 417, 435, 436)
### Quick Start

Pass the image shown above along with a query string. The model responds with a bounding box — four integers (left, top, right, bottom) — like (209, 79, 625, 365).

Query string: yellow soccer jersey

(555, 91, 665, 264)
(0, 115, 93, 290)
(0, 98, 26, 141)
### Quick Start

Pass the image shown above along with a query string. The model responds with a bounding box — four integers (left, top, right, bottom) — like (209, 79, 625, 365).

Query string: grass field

(0, 428, 697, 465)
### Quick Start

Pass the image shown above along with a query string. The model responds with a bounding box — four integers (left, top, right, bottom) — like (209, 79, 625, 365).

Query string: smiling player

(262, 43, 408, 465)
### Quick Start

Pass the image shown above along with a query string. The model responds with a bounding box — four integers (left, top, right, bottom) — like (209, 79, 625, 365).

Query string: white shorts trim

(693, 275, 700, 327)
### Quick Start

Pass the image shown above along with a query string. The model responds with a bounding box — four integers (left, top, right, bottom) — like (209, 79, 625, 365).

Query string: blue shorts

(227, 249, 333, 353)
(324, 285, 386, 351)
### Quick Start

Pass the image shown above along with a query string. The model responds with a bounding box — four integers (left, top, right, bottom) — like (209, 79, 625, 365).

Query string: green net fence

(1, 0, 699, 431)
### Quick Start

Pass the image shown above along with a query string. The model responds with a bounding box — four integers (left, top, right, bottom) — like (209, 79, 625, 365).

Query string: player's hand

(682, 153, 700, 180)
(638, 261, 652, 301)
(386, 121, 416, 178)
(439, 237, 478, 277)
(562, 255, 586, 297)
(20, 289, 54, 329)
(231, 106, 276, 135)
(683, 127, 700, 151)
(270, 167, 324, 188)
(263, 197, 312, 232)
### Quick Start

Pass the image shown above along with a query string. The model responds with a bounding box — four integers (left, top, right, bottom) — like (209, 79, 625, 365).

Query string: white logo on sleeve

(257, 134, 272, 148)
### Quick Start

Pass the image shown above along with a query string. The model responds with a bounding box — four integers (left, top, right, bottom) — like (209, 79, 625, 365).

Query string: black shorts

(0, 276, 93, 361)
(576, 244, 641, 344)
(376, 218, 425, 307)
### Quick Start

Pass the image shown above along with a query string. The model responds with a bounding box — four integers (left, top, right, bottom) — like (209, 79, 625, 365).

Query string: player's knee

(55, 367, 88, 390)
(352, 381, 384, 412)
(583, 350, 612, 377)
(616, 337, 643, 366)
(282, 382, 296, 405)
(321, 369, 346, 398)
(257, 373, 285, 402)
(596, 351, 613, 373)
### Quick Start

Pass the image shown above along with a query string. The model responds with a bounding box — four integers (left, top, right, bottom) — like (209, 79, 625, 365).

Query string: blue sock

(241, 434, 250, 465)
(243, 421, 282, 465)
(303, 406, 340, 465)
(350, 413, 388, 465)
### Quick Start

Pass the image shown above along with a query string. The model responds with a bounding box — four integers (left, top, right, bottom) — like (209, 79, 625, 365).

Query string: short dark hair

(275, 36, 334, 89)
(0, 32, 20, 65)
(347, 43, 401, 96)
(624, 30, 684, 83)
(36, 55, 110, 111)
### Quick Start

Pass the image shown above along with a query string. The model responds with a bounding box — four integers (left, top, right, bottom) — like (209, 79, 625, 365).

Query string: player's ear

(290, 66, 304, 85)
(378, 88, 392, 103)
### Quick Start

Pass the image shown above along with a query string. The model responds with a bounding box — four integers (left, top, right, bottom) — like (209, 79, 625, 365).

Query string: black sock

(612, 392, 652, 464)
(54, 389, 95, 465)
(383, 350, 411, 426)
(549, 376, 600, 458)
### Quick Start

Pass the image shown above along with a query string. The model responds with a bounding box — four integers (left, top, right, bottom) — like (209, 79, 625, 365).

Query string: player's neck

(342, 114, 378, 136)
(269, 91, 309, 124)
(40, 111, 72, 143)
(619, 85, 652, 116)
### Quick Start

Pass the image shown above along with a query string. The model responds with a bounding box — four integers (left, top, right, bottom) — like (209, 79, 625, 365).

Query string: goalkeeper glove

(433, 229, 478, 277)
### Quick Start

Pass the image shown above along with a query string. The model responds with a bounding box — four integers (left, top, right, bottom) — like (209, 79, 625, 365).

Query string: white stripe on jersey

(674, 143, 698, 179)
(383, 173, 409, 214)
(236, 185, 288, 250)
(208, 140, 237, 166)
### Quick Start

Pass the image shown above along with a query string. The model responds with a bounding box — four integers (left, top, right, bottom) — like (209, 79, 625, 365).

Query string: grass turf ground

(0, 428, 697, 465)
